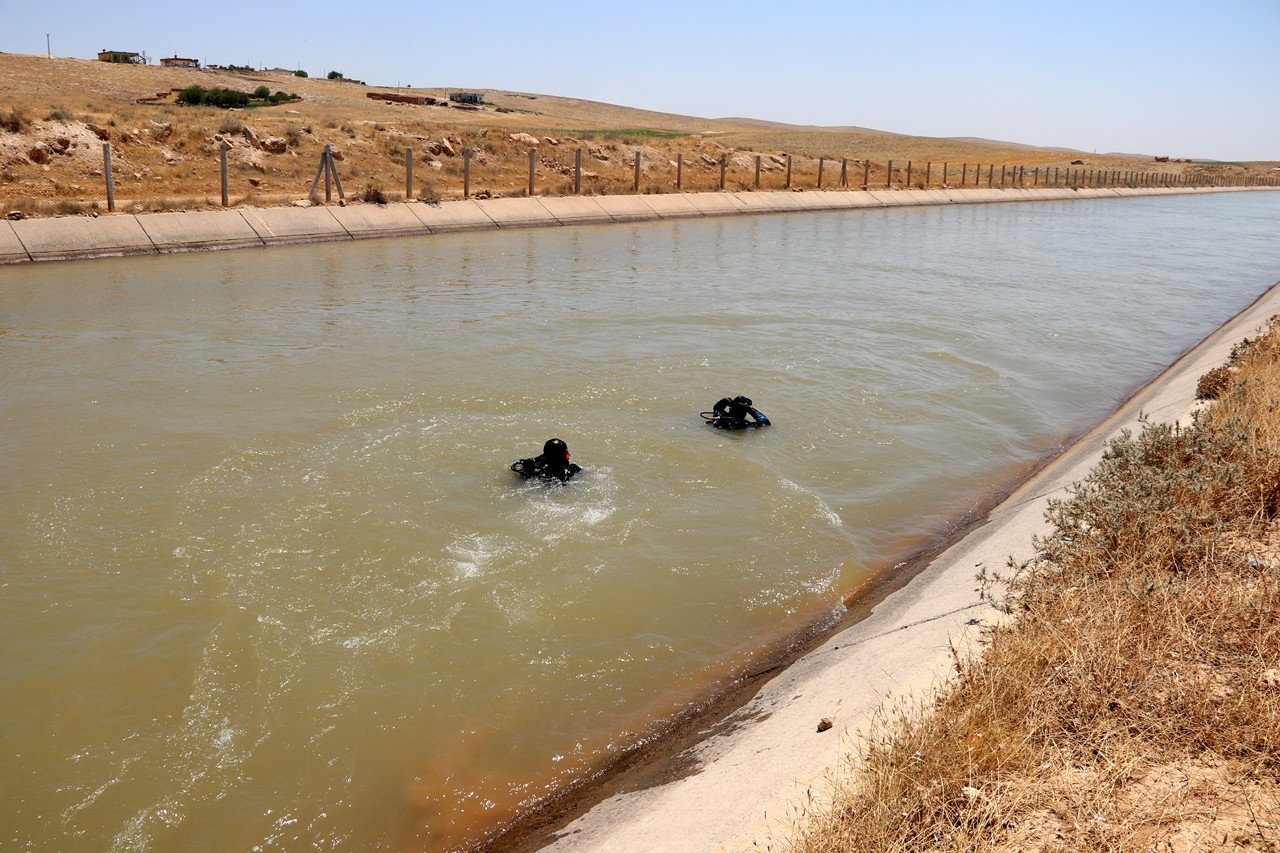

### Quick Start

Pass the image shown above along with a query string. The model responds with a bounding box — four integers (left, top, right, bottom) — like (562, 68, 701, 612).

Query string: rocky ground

(3, 52, 1275, 219)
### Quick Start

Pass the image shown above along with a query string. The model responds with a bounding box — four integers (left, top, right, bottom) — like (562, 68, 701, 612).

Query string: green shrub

(177, 85, 207, 106)
(327, 70, 343, 80)
(253, 85, 270, 100)
(209, 88, 250, 108)
(178, 86, 250, 108)
(294, 69, 308, 77)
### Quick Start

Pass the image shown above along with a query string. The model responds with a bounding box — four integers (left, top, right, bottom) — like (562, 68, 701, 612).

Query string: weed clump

(790, 315, 1280, 853)
(1196, 364, 1232, 400)
(417, 181, 440, 205)
(1, 106, 29, 133)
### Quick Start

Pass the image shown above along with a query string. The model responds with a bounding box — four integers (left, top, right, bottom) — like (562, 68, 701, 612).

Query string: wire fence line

(92, 141, 1280, 213)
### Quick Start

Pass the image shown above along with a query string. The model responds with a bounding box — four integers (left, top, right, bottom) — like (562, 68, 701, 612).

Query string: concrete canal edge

(0, 185, 1273, 265)
(4, 182, 1277, 851)
(508, 278, 1280, 853)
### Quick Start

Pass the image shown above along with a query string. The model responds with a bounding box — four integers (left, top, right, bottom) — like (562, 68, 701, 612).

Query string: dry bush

(52, 199, 87, 215)
(791, 317, 1280, 853)
(1, 105, 30, 132)
(5, 197, 36, 216)
(360, 182, 388, 205)
(1197, 365, 1232, 400)
(417, 180, 440, 205)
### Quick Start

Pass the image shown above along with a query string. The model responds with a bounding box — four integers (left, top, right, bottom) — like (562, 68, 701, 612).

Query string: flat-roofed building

(98, 50, 143, 64)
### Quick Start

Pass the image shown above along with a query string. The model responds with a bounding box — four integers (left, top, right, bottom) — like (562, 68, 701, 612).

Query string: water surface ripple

(3, 193, 1280, 851)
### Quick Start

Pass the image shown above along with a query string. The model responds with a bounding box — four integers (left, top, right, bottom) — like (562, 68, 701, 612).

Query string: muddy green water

(3, 193, 1280, 852)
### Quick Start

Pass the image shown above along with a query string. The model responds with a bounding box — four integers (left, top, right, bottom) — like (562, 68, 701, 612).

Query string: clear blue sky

(7, 0, 1278, 160)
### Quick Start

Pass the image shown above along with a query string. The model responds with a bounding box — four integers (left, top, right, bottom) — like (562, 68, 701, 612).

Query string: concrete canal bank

(512, 279, 1280, 853)
(0, 185, 1270, 265)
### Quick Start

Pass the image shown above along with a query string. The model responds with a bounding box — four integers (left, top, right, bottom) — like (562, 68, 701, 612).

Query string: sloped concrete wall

(0, 186, 1267, 265)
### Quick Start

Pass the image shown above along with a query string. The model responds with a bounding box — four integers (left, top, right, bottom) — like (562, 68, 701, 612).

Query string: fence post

(329, 147, 344, 201)
(528, 148, 536, 196)
(575, 147, 582, 194)
(720, 152, 727, 191)
(905, 161, 912, 188)
(634, 149, 641, 192)
(677, 153, 683, 190)
(840, 158, 848, 188)
(863, 160, 870, 190)
(925, 162, 931, 188)
(324, 144, 332, 201)
(941, 162, 947, 188)
(886, 160, 893, 189)
(755, 155, 762, 189)
(406, 147, 413, 200)
(308, 145, 326, 201)
(103, 143, 115, 212)
(817, 157, 824, 189)
(464, 147, 471, 199)
(961, 163, 967, 186)
(219, 142, 227, 207)
(785, 155, 792, 189)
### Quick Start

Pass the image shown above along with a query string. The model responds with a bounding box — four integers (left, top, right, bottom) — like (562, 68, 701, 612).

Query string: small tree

(177, 85, 207, 106)
(202, 87, 250, 108)
(253, 85, 270, 100)
(327, 70, 343, 80)
(293, 69, 308, 78)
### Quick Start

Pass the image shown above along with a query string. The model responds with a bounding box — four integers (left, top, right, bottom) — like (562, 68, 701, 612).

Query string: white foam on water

(4, 194, 1279, 851)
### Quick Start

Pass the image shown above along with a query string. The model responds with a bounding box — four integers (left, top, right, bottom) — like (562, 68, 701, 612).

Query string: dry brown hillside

(1, 51, 1274, 218)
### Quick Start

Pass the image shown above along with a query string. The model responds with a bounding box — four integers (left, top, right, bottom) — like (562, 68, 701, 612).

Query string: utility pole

(45, 34, 50, 58)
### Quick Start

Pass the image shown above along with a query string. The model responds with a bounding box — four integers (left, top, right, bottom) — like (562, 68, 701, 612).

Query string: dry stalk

(790, 317, 1280, 853)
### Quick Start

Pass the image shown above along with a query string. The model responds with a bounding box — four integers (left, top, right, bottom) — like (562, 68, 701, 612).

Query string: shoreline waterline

(478, 452, 1044, 852)
(494, 276, 1280, 853)
(5, 192, 1280, 853)
(1, 185, 1274, 265)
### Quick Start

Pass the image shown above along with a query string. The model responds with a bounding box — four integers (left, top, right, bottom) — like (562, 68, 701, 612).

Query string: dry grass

(790, 320, 1280, 853)
(2, 52, 1273, 218)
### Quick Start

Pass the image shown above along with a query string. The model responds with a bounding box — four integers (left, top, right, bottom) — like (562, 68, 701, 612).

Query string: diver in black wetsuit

(510, 438, 582, 482)
(705, 396, 771, 430)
